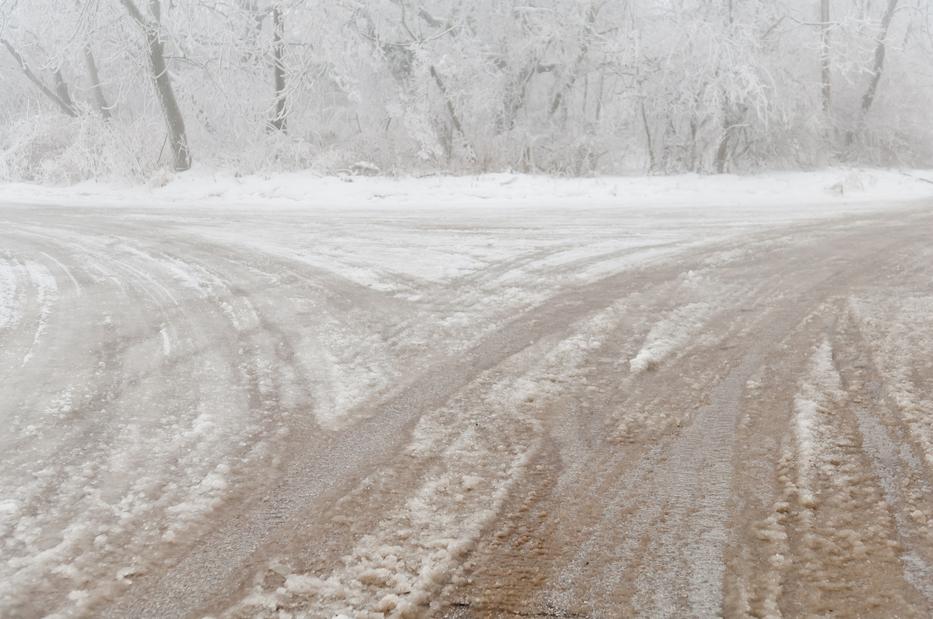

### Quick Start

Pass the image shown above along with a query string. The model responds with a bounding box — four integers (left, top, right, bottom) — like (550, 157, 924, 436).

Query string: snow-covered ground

(1, 167, 932, 212)
(1, 170, 932, 618)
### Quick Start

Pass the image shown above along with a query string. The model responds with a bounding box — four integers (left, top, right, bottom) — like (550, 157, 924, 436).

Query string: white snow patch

(792, 340, 842, 507)
(162, 466, 230, 539)
(2, 168, 931, 213)
(159, 324, 172, 357)
(0, 255, 20, 331)
(849, 295, 933, 468)
(40, 251, 82, 296)
(21, 260, 59, 366)
(630, 302, 713, 373)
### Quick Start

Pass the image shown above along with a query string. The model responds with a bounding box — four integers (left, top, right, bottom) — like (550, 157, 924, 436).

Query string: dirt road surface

(1, 199, 932, 618)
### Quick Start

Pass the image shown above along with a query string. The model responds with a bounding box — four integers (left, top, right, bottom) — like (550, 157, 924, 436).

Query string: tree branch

(1, 38, 78, 117)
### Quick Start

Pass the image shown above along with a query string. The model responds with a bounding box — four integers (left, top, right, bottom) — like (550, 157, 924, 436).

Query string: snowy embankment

(0, 168, 932, 212)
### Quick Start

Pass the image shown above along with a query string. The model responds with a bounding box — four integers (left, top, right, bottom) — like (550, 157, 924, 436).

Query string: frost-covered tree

(0, 0, 930, 181)
(120, 0, 191, 171)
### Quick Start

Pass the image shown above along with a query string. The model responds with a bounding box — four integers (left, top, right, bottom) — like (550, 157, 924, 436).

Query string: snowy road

(1, 198, 933, 618)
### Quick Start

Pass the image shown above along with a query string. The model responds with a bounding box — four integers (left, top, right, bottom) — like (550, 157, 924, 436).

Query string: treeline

(1, 0, 931, 182)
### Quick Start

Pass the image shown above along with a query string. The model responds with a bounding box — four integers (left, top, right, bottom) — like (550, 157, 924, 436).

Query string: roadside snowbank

(0, 168, 931, 211)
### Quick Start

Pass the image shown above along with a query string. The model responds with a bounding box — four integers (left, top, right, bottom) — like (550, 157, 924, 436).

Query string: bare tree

(820, 0, 832, 113)
(1, 0, 932, 179)
(268, 2, 286, 132)
(1, 38, 79, 117)
(84, 44, 111, 119)
(119, 0, 191, 171)
(860, 0, 900, 116)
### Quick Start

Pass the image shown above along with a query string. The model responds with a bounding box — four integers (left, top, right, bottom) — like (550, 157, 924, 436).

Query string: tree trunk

(1, 39, 78, 117)
(120, 0, 192, 172)
(269, 3, 287, 133)
(820, 0, 832, 113)
(429, 64, 470, 160)
(860, 0, 899, 116)
(714, 128, 731, 174)
(548, 2, 599, 119)
(640, 98, 656, 173)
(53, 70, 75, 111)
(84, 44, 111, 119)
